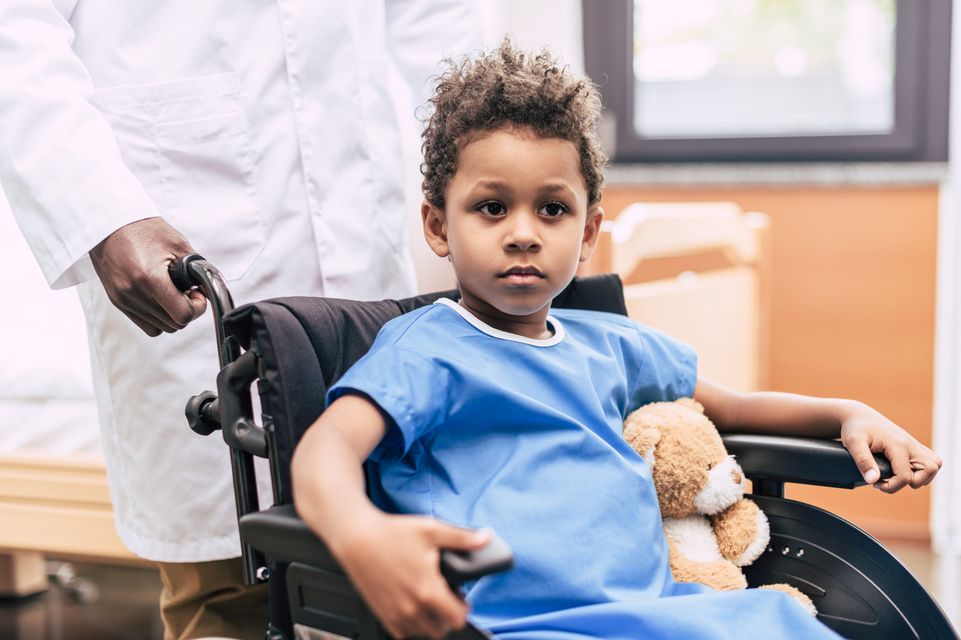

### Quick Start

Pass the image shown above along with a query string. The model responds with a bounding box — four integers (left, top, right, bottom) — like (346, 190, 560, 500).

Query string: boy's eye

(478, 201, 506, 216)
(538, 202, 568, 218)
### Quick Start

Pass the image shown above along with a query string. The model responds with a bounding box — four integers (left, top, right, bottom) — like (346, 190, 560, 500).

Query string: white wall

(0, 195, 93, 399)
(0, 191, 98, 454)
(924, 2, 961, 628)
(932, 0, 961, 558)
(476, 0, 585, 74)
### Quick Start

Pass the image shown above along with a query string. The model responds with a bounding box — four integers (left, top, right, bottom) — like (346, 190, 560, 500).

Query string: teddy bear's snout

(694, 455, 748, 515)
(728, 456, 747, 488)
(727, 455, 747, 489)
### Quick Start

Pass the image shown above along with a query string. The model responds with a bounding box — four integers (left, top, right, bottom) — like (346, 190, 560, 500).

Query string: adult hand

(840, 403, 943, 493)
(89, 217, 207, 336)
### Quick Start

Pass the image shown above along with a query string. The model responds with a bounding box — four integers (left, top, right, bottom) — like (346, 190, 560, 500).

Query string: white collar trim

(434, 298, 565, 347)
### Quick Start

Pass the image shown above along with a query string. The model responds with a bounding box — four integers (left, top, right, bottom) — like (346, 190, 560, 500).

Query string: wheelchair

(171, 254, 958, 640)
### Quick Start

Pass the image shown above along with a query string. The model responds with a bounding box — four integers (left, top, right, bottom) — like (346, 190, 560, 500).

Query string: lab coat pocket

(154, 112, 264, 281)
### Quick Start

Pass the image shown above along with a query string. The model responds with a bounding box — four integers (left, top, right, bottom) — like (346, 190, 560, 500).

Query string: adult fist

(89, 217, 207, 336)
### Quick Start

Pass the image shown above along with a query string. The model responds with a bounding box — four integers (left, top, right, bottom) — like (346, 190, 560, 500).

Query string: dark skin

(88, 216, 207, 336)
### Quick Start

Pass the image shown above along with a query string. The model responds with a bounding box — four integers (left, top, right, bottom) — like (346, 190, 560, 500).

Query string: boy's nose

(505, 211, 541, 252)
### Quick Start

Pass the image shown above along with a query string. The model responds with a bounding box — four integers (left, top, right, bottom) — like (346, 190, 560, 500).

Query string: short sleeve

(629, 323, 698, 408)
(327, 346, 449, 461)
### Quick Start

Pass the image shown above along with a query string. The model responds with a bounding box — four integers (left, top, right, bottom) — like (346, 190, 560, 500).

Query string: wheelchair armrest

(240, 504, 514, 587)
(240, 504, 342, 571)
(721, 434, 893, 489)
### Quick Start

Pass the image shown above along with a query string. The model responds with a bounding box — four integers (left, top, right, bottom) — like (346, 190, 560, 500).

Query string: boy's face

(422, 128, 602, 336)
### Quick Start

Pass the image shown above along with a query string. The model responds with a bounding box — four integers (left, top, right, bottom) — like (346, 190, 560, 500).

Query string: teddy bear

(623, 398, 816, 615)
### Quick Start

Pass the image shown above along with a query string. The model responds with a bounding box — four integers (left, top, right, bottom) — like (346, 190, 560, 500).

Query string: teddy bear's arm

(711, 498, 770, 566)
(666, 537, 748, 591)
(623, 425, 660, 467)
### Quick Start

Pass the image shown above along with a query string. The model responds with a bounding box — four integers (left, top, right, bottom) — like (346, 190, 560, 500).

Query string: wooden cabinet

(591, 185, 939, 541)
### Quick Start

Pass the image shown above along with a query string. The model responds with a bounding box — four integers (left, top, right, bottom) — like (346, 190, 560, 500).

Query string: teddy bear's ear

(676, 397, 706, 414)
(624, 426, 661, 468)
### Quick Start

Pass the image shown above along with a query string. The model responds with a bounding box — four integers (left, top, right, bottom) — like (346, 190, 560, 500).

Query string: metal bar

(751, 478, 785, 499)
(184, 258, 236, 368)
(171, 254, 265, 585)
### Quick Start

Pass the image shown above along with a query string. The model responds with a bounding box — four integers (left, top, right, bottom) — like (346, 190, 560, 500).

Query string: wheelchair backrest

(222, 274, 628, 503)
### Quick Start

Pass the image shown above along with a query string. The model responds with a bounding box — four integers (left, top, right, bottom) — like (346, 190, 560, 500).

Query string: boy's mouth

(498, 266, 545, 283)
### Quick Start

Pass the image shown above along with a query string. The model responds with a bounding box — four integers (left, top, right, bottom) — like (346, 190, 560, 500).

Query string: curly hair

(421, 39, 607, 209)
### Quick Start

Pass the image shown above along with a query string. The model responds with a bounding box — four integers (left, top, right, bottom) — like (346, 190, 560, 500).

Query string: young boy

(291, 42, 942, 640)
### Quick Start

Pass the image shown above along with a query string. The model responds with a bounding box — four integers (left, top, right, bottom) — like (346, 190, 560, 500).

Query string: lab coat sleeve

(384, 0, 483, 109)
(0, 0, 161, 289)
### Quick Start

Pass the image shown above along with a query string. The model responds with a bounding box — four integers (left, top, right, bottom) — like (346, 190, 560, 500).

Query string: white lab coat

(0, 0, 478, 561)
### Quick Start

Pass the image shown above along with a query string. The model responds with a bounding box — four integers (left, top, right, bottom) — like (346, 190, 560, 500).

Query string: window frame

(583, 0, 951, 163)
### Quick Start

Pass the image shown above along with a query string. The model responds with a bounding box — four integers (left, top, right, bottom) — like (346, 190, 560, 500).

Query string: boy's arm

(291, 393, 489, 640)
(693, 377, 942, 494)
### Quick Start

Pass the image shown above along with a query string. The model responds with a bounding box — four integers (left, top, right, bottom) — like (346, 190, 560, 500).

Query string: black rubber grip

(168, 253, 207, 292)
(439, 531, 514, 587)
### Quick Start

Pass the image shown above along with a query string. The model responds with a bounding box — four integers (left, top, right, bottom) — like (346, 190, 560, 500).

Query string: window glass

(633, 0, 896, 139)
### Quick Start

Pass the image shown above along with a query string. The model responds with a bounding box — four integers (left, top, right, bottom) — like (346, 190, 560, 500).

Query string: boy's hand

(330, 512, 491, 639)
(840, 403, 942, 493)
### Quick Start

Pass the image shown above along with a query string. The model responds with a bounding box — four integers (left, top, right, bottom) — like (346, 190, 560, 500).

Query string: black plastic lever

(440, 531, 514, 589)
(185, 390, 220, 436)
(168, 253, 207, 292)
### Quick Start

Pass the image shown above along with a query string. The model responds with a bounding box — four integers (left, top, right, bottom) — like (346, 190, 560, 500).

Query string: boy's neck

(457, 298, 554, 340)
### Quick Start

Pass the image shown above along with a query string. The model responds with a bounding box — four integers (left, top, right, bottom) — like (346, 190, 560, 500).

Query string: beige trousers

(157, 558, 269, 640)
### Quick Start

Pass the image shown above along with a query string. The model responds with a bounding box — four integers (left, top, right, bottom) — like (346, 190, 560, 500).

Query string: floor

(0, 546, 958, 639)
(0, 560, 164, 640)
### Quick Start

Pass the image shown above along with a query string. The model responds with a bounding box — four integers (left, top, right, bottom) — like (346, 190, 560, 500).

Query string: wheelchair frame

(172, 254, 958, 640)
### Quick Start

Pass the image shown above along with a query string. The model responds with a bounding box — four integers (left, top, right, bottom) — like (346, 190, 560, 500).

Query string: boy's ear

(579, 206, 604, 263)
(422, 201, 450, 258)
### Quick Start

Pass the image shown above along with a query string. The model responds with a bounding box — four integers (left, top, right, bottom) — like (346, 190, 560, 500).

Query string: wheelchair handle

(168, 252, 206, 292)
(170, 253, 266, 586)
(168, 253, 235, 368)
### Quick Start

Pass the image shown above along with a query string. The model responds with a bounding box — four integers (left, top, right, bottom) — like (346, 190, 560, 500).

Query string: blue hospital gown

(329, 299, 841, 639)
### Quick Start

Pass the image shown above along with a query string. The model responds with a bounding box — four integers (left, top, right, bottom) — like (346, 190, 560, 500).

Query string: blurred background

(1, 0, 959, 637)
